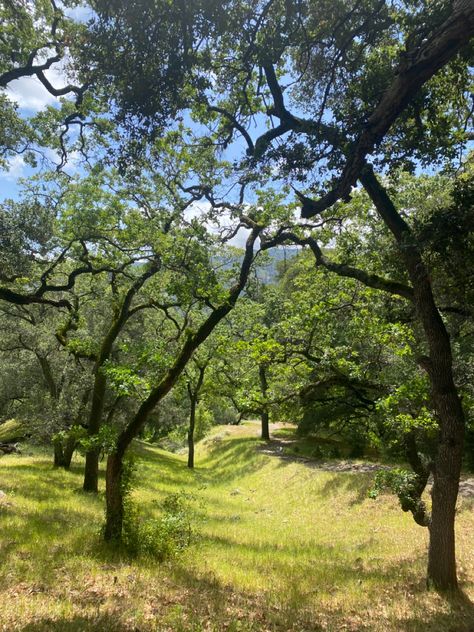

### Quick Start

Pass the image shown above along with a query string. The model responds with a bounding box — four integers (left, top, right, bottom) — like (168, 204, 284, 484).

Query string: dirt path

(259, 436, 474, 498)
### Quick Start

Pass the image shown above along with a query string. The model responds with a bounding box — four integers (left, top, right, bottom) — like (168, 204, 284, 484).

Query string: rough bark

(53, 442, 64, 467)
(402, 431, 431, 528)
(360, 166, 464, 590)
(83, 449, 100, 491)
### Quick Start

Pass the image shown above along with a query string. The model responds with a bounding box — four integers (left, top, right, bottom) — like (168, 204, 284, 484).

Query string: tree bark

(53, 442, 65, 468)
(82, 263, 160, 493)
(187, 364, 206, 469)
(53, 435, 77, 470)
(62, 435, 77, 470)
(83, 449, 100, 492)
(259, 364, 270, 441)
(360, 166, 465, 590)
(187, 393, 197, 469)
(103, 452, 124, 541)
(82, 372, 105, 492)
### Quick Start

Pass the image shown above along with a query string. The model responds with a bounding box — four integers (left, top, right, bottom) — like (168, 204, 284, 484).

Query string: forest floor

(0, 422, 473, 632)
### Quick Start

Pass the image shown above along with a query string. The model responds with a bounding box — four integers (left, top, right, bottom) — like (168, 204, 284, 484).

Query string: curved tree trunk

(102, 227, 260, 543)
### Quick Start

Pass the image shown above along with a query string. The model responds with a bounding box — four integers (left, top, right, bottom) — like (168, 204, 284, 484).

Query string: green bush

(122, 483, 197, 560)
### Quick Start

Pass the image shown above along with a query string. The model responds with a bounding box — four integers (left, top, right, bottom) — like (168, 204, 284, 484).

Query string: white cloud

(5, 55, 76, 112)
(185, 201, 251, 247)
(64, 4, 95, 23)
(6, 75, 57, 111)
(2, 155, 27, 180)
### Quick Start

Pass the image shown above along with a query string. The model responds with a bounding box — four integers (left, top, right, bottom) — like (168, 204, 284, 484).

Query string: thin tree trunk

(188, 393, 197, 469)
(259, 364, 270, 441)
(83, 372, 106, 492)
(82, 264, 160, 493)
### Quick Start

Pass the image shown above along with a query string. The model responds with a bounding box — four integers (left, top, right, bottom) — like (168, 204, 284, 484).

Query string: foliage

(119, 455, 197, 560)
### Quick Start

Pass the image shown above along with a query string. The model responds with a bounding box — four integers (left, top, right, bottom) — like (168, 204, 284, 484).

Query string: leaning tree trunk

(361, 167, 465, 590)
(103, 452, 124, 541)
(259, 364, 270, 441)
(102, 227, 261, 543)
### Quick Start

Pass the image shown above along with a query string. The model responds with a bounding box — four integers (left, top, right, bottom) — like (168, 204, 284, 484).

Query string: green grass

(0, 422, 473, 631)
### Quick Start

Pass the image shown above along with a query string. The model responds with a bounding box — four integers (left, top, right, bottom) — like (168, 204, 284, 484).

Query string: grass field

(0, 422, 473, 631)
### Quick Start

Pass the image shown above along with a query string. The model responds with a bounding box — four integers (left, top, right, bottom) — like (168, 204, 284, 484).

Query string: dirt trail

(257, 428, 474, 498)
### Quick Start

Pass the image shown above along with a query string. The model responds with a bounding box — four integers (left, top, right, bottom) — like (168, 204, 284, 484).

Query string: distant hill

(255, 246, 299, 284)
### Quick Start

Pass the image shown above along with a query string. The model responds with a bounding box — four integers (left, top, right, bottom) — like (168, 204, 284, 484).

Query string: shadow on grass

(20, 613, 128, 632)
(317, 471, 375, 505)
(199, 436, 269, 482)
(399, 588, 474, 632)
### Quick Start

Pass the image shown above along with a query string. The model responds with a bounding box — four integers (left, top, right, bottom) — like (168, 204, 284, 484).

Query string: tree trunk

(261, 410, 270, 441)
(259, 364, 270, 441)
(53, 442, 65, 468)
(101, 228, 261, 543)
(83, 449, 100, 492)
(188, 394, 197, 469)
(427, 382, 464, 590)
(83, 373, 106, 492)
(62, 435, 76, 470)
(53, 436, 77, 470)
(104, 452, 124, 541)
(361, 167, 465, 590)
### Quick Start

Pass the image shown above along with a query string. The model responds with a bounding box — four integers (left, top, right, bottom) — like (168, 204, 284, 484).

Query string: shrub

(119, 460, 197, 560)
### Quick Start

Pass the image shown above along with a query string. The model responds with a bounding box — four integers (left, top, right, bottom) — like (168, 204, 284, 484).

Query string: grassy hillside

(0, 422, 473, 631)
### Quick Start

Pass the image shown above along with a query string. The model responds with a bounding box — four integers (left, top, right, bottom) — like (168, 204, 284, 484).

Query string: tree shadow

(20, 613, 128, 632)
(317, 471, 375, 505)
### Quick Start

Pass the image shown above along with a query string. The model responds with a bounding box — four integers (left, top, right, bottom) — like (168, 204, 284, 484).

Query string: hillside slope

(0, 422, 473, 631)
